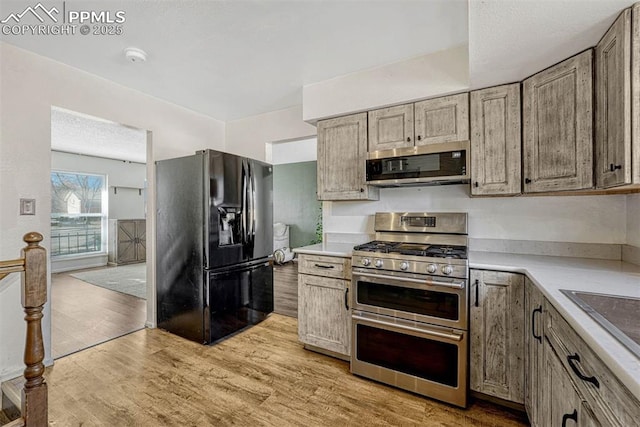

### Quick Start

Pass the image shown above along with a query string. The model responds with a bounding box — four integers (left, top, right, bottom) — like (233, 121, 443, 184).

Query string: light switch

(20, 199, 36, 215)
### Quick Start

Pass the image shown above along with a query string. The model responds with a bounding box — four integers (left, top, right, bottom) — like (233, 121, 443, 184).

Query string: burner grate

(354, 241, 467, 260)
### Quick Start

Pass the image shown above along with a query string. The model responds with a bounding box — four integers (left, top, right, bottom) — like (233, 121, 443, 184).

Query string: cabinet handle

(561, 409, 578, 427)
(525, 178, 532, 184)
(407, 136, 411, 142)
(567, 354, 600, 388)
(344, 288, 349, 310)
(360, 188, 364, 193)
(314, 264, 335, 269)
(474, 182, 479, 188)
(531, 306, 542, 343)
(474, 279, 479, 307)
(417, 135, 422, 141)
(609, 163, 622, 172)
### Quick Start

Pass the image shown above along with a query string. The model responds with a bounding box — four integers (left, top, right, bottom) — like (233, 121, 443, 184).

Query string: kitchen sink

(560, 290, 640, 359)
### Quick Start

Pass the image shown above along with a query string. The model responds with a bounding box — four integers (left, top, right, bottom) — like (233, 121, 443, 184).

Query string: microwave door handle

(355, 271, 465, 289)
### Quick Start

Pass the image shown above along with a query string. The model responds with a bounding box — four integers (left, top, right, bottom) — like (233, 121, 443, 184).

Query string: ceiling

(51, 107, 147, 163)
(0, 0, 468, 121)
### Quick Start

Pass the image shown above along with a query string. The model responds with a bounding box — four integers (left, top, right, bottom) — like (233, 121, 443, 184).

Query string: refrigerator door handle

(241, 159, 248, 245)
(250, 162, 256, 243)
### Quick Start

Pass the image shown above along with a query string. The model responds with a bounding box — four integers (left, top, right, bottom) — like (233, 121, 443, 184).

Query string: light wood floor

(51, 269, 146, 359)
(46, 314, 528, 426)
(273, 261, 298, 318)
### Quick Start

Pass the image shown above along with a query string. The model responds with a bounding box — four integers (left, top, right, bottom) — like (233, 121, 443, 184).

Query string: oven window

(357, 280, 459, 320)
(356, 324, 459, 387)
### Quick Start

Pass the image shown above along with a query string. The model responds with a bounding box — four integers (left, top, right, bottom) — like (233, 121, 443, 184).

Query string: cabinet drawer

(298, 254, 351, 279)
(545, 301, 640, 426)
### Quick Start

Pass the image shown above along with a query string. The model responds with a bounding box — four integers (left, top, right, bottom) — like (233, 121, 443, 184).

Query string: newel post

(20, 232, 47, 427)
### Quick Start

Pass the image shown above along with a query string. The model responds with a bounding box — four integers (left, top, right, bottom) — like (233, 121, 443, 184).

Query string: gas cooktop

(353, 240, 468, 260)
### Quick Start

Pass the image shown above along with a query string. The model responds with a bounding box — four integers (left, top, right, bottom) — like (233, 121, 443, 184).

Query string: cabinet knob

(525, 178, 532, 184)
(610, 163, 622, 172)
(360, 188, 364, 193)
(417, 135, 422, 141)
(407, 136, 411, 142)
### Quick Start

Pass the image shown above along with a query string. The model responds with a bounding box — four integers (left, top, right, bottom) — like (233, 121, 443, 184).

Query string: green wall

(273, 161, 321, 248)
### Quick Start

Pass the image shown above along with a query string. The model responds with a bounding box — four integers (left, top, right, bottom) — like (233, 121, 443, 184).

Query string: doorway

(50, 107, 148, 359)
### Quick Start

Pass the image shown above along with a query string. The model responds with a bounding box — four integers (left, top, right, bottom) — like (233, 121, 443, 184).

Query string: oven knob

(400, 261, 409, 271)
(427, 264, 438, 274)
(441, 265, 453, 275)
(374, 259, 384, 268)
(361, 258, 371, 267)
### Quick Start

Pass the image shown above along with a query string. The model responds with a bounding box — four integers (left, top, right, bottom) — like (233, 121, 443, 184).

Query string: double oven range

(350, 212, 469, 408)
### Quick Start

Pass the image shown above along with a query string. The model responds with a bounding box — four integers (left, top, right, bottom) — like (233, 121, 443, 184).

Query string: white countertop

(292, 242, 355, 258)
(469, 251, 640, 400)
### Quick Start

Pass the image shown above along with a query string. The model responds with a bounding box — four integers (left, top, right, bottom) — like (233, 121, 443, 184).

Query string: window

(51, 171, 107, 257)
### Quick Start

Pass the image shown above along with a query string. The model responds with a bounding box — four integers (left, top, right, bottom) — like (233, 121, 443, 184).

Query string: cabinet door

(368, 104, 414, 151)
(317, 113, 379, 201)
(525, 279, 545, 426)
(596, 9, 632, 188)
(543, 340, 601, 427)
(470, 84, 522, 195)
(470, 270, 525, 403)
(414, 93, 469, 145)
(135, 219, 146, 262)
(116, 220, 138, 264)
(298, 274, 350, 356)
(523, 50, 594, 192)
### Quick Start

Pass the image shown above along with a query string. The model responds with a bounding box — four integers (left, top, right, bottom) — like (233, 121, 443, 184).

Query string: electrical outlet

(20, 198, 36, 215)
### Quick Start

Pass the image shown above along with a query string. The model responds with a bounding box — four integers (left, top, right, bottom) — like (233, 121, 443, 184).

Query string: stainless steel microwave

(366, 140, 470, 186)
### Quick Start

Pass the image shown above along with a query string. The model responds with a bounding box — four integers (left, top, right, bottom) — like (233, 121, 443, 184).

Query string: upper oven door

(352, 268, 467, 330)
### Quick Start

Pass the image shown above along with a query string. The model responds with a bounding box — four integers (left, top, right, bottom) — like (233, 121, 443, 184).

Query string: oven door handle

(354, 271, 465, 289)
(352, 313, 464, 342)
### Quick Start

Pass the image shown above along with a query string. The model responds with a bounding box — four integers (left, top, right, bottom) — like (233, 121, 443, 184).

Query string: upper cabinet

(414, 93, 469, 145)
(596, 9, 632, 188)
(470, 84, 521, 196)
(368, 104, 414, 151)
(523, 50, 594, 193)
(317, 113, 379, 201)
(633, 4, 640, 184)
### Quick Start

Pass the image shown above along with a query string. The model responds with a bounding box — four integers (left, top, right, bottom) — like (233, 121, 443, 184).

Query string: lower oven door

(351, 310, 467, 408)
(352, 268, 467, 330)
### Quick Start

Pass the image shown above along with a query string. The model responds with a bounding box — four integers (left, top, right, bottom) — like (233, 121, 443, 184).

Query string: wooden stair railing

(0, 232, 47, 427)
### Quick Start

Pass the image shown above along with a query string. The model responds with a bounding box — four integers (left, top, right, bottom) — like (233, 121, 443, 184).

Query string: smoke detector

(124, 47, 147, 63)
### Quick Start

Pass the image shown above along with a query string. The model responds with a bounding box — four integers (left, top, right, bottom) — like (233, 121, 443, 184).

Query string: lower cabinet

(297, 254, 351, 358)
(524, 278, 545, 426)
(469, 270, 525, 403)
(108, 219, 146, 265)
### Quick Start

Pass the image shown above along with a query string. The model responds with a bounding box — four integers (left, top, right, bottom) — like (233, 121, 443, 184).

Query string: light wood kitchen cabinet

(297, 253, 351, 358)
(524, 278, 544, 426)
(317, 113, 379, 201)
(542, 339, 601, 427)
(108, 219, 146, 265)
(596, 9, 632, 188)
(633, 3, 640, 184)
(470, 83, 521, 196)
(368, 104, 414, 151)
(414, 93, 469, 145)
(523, 50, 594, 193)
(469, 270, 524, 403)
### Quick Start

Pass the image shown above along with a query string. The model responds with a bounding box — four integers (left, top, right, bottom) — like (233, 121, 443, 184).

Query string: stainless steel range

(350, 212, 469, 408)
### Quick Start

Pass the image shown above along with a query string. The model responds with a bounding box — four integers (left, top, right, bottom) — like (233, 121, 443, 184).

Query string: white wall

(225, 105, 317, 162)
(0, 42, 225, 381)
(627, 194, 640, 247)
(269, 137, 317, 165)
(325, 185, 628, 244)
(302, 45, 469, 122)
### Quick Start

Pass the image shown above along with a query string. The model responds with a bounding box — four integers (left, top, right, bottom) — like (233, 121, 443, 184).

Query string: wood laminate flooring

(51, 269, 146, 359)
(273, 261, 298, 318)
(46, 314, 528, 426)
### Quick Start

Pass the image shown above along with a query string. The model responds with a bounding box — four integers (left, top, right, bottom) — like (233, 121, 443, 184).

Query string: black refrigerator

(155, 149, 274, 344)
